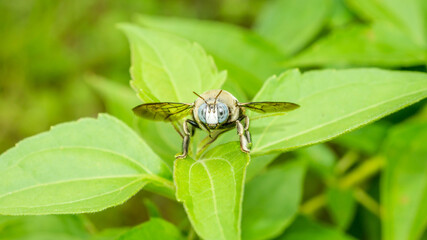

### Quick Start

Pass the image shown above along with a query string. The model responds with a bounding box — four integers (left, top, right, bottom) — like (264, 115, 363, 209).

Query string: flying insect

(133, 89, 299, 159)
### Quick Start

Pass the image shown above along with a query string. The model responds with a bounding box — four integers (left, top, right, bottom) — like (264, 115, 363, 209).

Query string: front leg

(236, 120, 250, 153)
(176, 119, 191, 159)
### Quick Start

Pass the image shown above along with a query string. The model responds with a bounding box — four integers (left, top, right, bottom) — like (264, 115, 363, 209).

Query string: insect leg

(236, 120, 250, 153)
(176, 120, 191, 159)
(244, 115, 252, 145)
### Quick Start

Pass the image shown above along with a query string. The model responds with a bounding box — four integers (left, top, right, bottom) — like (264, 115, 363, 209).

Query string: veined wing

(133, 102, 193, 121)
(240, 102, 299, 113)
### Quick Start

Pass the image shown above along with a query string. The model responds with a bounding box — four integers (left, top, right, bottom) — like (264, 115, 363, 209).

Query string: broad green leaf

(286, 23, 426, 68)
(174, 142, 250, 240)
(254, 0, 333, 55)
(242, 160, 306, 240)
(0, 114, 173, 215)
(277, 215, 356, 240)
(0, 215, 89, 240)
(326, 187, 356, 230)
(250, 68, 427, 155)
(136, 15, 286, 97)
(347, 0, 427, 47)
(117, 218, 185, 240)
(333, 122, 390, 155)
(119, 23, 226, 103)
(381, 122, 427, 240)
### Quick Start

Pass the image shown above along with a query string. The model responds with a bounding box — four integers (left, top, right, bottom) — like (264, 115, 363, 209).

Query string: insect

(133, 89, 299, 159)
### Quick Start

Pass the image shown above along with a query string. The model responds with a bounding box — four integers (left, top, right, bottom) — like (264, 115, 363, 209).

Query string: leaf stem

(301, 155, 385, 215)
(353, 187, 381, 217)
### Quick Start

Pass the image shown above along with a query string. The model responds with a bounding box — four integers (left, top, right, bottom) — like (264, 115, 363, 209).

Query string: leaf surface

(137, 15, 286, 97)
(117, 218, 185, 240)
(250, 68, 427, 155)
(174, 142, 250, 240)
(0, 114, 173, 215)
(120, 24, 226, 103)
(242, 160, 306, 240)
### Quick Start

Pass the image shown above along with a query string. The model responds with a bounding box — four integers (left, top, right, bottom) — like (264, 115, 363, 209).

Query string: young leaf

(0, 215, 90, 240)
(117, 218, 185, 240)
(250, 68, 427, 155)
(119, 24, 226, 103)
(254, 0, 333, 55)
(381, 122, 427, 240)
(174, 142, 250, 240)
(242, 160, 306, 240)
(0, 114, 173, 215)
(136, 15, 286, 97)
(277, 215, 356, 240)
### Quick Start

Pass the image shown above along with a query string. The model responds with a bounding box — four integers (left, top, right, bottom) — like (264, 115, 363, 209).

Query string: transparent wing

(240, 102, 300, 113)
(133, 102, 193, 121)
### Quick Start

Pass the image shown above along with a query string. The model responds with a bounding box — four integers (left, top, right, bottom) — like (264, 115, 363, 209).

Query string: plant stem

(301, 155, 385, 215)
(353, 187, 381, 217)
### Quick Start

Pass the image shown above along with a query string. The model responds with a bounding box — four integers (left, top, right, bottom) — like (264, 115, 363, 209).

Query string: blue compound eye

(198, 103, 207, 123)
(217, 102, 229, 123)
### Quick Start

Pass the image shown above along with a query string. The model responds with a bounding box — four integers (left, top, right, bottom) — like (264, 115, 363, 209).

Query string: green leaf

(347, 0, 427, 47)
(89, 228, 130, 240)
(136, 15, 286, 97)
(381, 122, 427, 240)
(0, 114, 173, 215)
(0, 215, 90, 240)
(277, 215, 356, 240)
(326, 187, 357, 230)
(250, 68, 427, 155)
(254, 0, 333, 55)
(174, 142, 250, 240)
(87, 75, 179, 166)
(286, 23, 426, 68)
(117, 218, 185, 240)
(242, 160, 306, 240)
(296, 144, 337, 181)
(119, 23, 226, 103)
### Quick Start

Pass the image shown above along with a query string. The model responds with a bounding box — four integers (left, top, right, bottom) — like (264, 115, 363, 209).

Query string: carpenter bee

(133, 89, 299, 159)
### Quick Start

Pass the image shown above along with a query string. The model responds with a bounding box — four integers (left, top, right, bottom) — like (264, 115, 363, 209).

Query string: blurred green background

(1, 0, 427, 239)
(0, 0, 263, 153)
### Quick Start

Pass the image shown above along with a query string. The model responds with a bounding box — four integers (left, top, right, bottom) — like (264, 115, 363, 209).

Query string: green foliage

(117, 218, 185, 240)
(250, 68, 427, 155)
(381, 122, 427, 240)
(242, 160, 306, 240)
(174, 143, 249, 240)
(1, 0, 427, 239)
(0, 114, 173, 215)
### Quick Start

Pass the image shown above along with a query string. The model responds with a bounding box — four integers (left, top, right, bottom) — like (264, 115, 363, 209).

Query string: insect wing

(133, 102, 193, 121)
(240, 102, 299, 113)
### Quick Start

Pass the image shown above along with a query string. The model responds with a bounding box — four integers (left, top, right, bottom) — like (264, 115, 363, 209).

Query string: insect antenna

(193, 91, 208, 104)
(214, 90, 223, 105)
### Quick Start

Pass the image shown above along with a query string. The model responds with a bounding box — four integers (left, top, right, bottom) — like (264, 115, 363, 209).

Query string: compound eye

(217, 102, 229, 124)
(198, 103, 207, 124)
